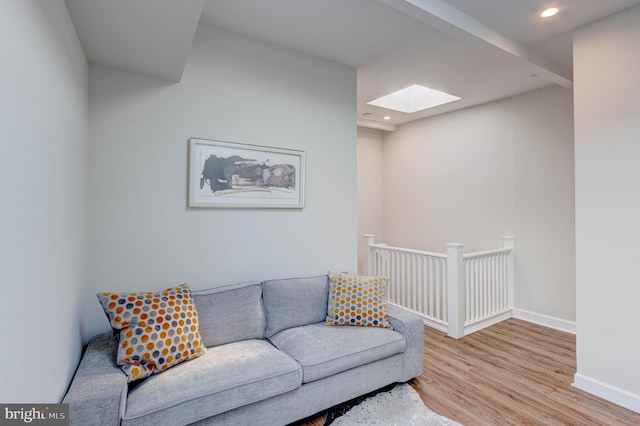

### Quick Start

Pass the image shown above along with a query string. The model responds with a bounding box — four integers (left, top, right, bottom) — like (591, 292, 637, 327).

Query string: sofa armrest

(387, 304, 425, 381)
(63, 332, 128, 426)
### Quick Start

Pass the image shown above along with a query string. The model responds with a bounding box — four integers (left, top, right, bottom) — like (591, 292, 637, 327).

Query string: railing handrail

(463, 247, 512, 259)
(369, 243, 448, 259)
(371, 243, 511, 260)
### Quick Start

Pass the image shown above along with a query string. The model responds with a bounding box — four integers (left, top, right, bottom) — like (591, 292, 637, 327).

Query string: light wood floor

(298, 319, 640, 426)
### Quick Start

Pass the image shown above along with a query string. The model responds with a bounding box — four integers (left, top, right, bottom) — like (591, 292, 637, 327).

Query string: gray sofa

(63, 275, 424, 426)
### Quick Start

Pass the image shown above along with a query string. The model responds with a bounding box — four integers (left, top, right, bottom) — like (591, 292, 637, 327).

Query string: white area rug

(330, 384, 462, 426)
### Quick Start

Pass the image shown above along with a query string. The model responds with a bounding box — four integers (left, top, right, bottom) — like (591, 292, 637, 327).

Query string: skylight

(367, 84, 461, 114)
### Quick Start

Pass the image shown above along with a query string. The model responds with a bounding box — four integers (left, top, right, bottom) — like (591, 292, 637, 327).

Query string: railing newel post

(447, 243, 465, 339)
(363, 234, 376, 276)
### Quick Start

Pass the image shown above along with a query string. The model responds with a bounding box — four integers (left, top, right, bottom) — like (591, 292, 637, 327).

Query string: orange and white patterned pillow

(97, 284, 205, 382)
(325, 271, 392, 328)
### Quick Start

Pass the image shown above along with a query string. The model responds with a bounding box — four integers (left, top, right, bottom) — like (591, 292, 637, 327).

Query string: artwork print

(188, 138, 305, 208)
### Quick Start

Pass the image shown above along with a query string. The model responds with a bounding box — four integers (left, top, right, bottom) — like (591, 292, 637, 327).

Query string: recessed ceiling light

(383, 116, 391, 120)
(367, 84, 461, 114)
(541, 7, 559, 18)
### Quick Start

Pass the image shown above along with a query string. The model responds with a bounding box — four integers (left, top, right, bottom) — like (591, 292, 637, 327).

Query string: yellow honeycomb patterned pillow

(325, 271, 392, 328)
(97, 284, 205, 382)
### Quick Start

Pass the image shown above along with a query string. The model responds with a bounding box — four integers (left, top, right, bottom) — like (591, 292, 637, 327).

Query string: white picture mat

(188, 138, 305, 208)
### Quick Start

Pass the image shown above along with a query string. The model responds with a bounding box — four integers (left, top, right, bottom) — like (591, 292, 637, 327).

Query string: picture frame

(188, 138, 305, 208)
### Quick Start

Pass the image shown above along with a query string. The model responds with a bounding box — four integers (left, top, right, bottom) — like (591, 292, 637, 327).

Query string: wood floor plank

(296, 319, 640, 426)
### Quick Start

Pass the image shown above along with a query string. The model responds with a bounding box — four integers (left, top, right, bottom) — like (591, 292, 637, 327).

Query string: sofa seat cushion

(123, 340, 302, 426)
(269, 322, 405, 384)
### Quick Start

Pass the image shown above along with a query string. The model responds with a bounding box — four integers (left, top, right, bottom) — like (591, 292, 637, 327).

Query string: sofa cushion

(262, 275, 329, 337)
(96, 284, 206, 383)
(269, 322, 405, 383)
(193, 281, 265, 347)
(123, 340, 302, 426)
(325, 271, 392, 328)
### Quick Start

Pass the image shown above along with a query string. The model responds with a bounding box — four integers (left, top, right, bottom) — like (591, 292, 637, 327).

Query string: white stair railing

(364, 235, 514, 338)
(365, 234, 449, 332)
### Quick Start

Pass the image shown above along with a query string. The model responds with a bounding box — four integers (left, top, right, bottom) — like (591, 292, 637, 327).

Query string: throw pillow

(97, 284, 205, 382)
(325, 271, 392, 328)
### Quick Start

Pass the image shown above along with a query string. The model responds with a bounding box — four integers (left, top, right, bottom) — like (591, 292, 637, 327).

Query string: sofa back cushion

(262, 275, 329, 337)
(193, 282, 265, 347)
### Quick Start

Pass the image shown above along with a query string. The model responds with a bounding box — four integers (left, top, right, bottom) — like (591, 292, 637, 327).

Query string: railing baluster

(472, 258, 478, 322)
(364, 235, 513, 337)
(492, 254, 497, 314)
(393, 251, 398, 304)
(430, 259, 444, 319)
(471, 258, 476, 323)
(474, 258, 478, 322)
(430, 257, 435, 320)
(500, 253, 505, 310)
(442, 259, 448, 322)
(412, 254, 417, 313)
(483, 256, 488, 319)
(385, 251, 389, 297)
(409, 254, 415, 312)
(407, 253, 411, 309)
(504, 253, 508, 309)
(424, 257, 429, 318)
(397, 253, 406, 306)
(438, 259, 442, 322)
(419, 255, 425, 315)
(505, 253, 509, 310)
(401, 252, 405, 306)
(392, 251, 397, 304)
(502, 253, 507, 310)
(481, 258, 484, 318)
(498, 254, 502, 312)
(392, 251, 396, 303)
(465, 259, 470, 324)
(415, 255, 420, 314)
(435, 257, 439, 321)
(486, 255, 490, 316)
(436, 258, 439, 320)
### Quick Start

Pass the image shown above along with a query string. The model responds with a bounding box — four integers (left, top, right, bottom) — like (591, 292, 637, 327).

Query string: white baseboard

(511, 308, 576, 334)
(573, 373, 640, 414)
(464, 311, 512, 336)
(388, 302, 449, 334)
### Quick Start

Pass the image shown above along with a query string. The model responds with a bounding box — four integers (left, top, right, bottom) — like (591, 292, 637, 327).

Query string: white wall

(0, 0, 88, 402)
(376, 87, 575, 325)
(84, 23, 357, 339)
(512, 86, 576, 324)
(573, 5, 640, 411)
(382, 99, 514, 253)
(357, 127, 384, 274)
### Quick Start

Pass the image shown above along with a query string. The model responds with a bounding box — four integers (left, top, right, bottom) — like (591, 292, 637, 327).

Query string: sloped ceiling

(66, 0, 640, 127)
(65, 0, 204, 81)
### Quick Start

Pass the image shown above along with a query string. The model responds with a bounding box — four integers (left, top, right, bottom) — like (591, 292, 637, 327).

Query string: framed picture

(188, 138, 305, 208)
